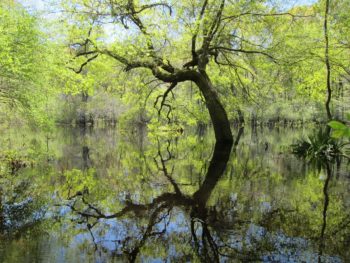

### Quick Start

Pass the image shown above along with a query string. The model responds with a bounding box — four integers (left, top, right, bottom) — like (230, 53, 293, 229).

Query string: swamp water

(0, 125, 349, 262)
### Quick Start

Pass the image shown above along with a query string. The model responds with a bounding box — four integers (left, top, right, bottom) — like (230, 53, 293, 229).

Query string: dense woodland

(0, 0, 350, 262)
(0, 0, 349, 131)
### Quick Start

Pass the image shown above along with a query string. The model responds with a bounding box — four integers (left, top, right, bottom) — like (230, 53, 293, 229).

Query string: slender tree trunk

(193, 71, 233, 143)
(237, 108, 245, 125)
(324, 0, 332, 120)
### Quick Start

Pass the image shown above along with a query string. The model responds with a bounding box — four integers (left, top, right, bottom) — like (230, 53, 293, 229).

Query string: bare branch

(222, 12, 313, 22)
(154, 82, 177, 119)
(68, 54, 99, 73)
(137, 3, 172, 15)
(191, 0, 209, 63)
(211, 46, 276, 62)
(202, 0, 225, 51)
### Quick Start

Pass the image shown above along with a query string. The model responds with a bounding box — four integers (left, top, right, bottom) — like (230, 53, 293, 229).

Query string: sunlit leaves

(329, 114, 350, 139)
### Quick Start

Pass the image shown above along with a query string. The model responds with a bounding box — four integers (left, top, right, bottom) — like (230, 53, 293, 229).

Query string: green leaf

(328, 121, 346, 130)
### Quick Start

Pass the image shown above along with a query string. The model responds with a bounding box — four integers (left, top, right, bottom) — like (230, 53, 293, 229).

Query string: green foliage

(0, 2, 61, 130)
(0, 0, 348, 131)
(0, 124, 349, 261)
(291, 128, 346, 166)
(328, 114, 350, 139)
(1, 0, 350, 260)
(0, 2, 38, 82)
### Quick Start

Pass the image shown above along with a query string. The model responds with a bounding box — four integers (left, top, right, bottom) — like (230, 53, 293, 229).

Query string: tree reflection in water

(64, 129, 246, 262)
(1, 126, 349, 262)
(58, 126, 349, 263)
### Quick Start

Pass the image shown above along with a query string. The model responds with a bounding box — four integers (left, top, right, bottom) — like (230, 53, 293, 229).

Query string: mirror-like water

(0, 125, 349, 262)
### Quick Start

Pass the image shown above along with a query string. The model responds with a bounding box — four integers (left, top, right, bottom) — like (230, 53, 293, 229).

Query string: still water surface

(0, 125, 349, 262)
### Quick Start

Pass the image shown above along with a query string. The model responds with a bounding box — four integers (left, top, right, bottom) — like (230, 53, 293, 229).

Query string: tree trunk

(193, 71, 233, 143)
(324, 0, 332, 120)
(193, 131, 239, 206)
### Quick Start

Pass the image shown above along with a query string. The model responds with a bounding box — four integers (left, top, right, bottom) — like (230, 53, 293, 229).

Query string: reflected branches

(62, 129, 240, 261)
(56, 126, 350, 262)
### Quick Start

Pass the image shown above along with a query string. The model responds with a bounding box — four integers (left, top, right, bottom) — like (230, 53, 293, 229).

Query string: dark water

(0, 125, 349, 262)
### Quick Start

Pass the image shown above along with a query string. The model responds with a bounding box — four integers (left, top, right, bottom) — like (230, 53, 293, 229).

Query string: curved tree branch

(211, 46, 276, 62)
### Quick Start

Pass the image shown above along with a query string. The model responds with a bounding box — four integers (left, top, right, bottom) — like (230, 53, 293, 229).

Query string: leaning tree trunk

(193, 71, 233, 143)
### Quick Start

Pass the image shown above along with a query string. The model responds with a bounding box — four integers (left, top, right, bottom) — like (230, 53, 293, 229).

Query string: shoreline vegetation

(0, 0, 350, 262)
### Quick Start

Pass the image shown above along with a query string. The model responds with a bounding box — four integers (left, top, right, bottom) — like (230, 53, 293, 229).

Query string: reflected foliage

(0, 126, 349, 262)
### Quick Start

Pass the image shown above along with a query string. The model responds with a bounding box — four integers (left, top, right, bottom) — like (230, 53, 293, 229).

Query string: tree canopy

(0, 0, 349, 134)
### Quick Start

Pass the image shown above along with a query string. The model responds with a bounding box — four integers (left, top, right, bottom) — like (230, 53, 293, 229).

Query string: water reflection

(319, 162, 331, 263)
(66, 135, 235, 262)
(0, 125, 349, 262)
